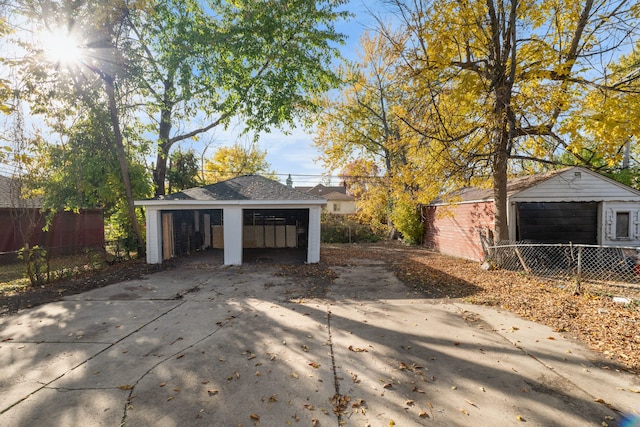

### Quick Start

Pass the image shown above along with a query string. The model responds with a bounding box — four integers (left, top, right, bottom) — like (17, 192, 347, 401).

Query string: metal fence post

(575, 245, 582, 294)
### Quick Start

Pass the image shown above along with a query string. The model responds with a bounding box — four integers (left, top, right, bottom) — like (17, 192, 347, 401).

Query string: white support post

(307, 206, 321, 263)
(223, 206, 243, 265)
(146, 208, 163, 264)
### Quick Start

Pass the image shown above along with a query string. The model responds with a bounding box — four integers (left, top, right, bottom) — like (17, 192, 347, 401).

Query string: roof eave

(135, 199, 327, 207)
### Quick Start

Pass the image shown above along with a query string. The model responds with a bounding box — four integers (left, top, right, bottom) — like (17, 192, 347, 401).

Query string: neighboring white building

(135, 175, 326, 265)
(296, 184, 357, 215)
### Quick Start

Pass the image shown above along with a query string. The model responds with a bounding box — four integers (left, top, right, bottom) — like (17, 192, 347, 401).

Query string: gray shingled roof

(322, 191, 355, 201)
(161, 175, 325, 201)
(298, 184, 348, 196)
(0, 175, 42, 209)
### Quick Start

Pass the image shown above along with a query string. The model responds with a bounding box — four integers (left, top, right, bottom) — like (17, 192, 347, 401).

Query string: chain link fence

(321, 223, 384, 244)
(0, 240, 138, 287)
(484, 241, 640, 299)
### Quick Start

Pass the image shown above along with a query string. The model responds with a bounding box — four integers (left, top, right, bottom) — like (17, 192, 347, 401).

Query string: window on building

(333, 203, 340, 212)
(615, 212, 630, 239)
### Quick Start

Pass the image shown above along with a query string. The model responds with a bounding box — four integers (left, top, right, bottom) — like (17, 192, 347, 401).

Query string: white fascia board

(134, 199, 327, 209)
(509, 197, 640, 203)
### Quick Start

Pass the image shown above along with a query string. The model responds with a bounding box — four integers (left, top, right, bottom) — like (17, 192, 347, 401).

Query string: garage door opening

(242, 209, 309, 264)
(161, 209, 223, 263)
(516, 202, 598, 244)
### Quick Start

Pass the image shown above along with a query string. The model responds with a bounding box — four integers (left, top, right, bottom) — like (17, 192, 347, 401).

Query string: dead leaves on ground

(323, 243, 640, 373)
(331, 393, 351, 415)
(348, 345, 368, 353)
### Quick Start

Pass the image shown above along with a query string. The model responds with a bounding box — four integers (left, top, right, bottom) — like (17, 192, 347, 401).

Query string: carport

(135, 175, 326, 265)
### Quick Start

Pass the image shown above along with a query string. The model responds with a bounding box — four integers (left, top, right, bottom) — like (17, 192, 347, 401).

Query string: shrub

(18, 245, 48, 286)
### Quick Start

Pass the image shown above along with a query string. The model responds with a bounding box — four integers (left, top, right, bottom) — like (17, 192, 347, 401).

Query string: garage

(423, 167, 640, 262)
(135, 175, 326, 265)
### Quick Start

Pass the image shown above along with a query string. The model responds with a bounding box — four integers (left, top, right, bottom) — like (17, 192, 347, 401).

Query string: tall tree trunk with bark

(104, 75, 145, 255)
(153, 79, 175, 197)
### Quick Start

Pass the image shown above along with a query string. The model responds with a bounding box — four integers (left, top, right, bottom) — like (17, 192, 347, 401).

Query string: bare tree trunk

(104, 76, 145, 255)
(492, 130, 509, 242)
(154, 85, 174, 197)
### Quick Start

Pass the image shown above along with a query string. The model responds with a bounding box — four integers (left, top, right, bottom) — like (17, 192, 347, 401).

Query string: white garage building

(135, 175, 326, 265)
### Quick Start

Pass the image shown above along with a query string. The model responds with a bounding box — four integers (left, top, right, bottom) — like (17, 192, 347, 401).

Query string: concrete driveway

(1, 257, 639, 427)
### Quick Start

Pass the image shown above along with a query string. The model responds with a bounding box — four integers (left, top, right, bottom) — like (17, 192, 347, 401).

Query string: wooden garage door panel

(517, 202, 598, 244)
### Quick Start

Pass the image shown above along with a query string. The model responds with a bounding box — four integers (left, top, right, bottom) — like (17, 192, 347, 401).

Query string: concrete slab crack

(0, 300, 188, 416)
(119, 300, 262, 426)
(325, 305, 344, 426)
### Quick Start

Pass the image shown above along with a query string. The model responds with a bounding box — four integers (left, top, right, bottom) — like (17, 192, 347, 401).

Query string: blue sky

(180, 0, 380, 187)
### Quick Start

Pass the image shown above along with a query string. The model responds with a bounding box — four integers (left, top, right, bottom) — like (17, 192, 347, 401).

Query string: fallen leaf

(405, 399, 414, 406)
(460, 408, 469, 415)
(412, 386, 425, 393)
(330, 394, 351, 414)
(348, 345, 368, 352)
(419, 410, 429, 418)
(304, 404, 315, 410)
(118, 385, 133, 390)
(351, 399, 366, 408)
(290, 372, 299, 379)
(628, 388, 640, 393)
(167, 396, 174, 401)
(465, 399, 477, 407)
(159, 382, 167, 387)
(309, 362, 321, 369)
(207, 389, 219, 396)
(250, 413, 260, 420)
(312, 419, 318, 427)
(383, 383, 393, 389)
(516, 415, 525, 422)
(268, 395, 278, 402)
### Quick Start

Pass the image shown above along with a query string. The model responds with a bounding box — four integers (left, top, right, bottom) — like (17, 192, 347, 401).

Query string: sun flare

(41, 29, 82, 65)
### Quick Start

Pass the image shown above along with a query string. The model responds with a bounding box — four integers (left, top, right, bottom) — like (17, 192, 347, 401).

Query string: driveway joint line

(119, 299, 264, 426)
(0, 299, 188, 415)
(325, 305, 343, 426)
(452, 303, 622, 415)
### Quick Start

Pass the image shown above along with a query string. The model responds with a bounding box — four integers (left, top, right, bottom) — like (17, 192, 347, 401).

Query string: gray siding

(511, 169, 640, 202)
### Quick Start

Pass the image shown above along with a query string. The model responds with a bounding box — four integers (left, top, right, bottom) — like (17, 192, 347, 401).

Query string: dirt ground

(1, 242, 638, 374)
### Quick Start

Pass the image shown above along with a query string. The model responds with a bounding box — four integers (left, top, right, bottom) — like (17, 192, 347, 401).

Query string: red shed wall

(423, 202, 495, 262)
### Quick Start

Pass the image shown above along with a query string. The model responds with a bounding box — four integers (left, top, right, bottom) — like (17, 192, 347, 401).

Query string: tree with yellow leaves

(315, 31, 436, 242)
(203, 143, 276, 183)
(381, 0, 640, 241)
